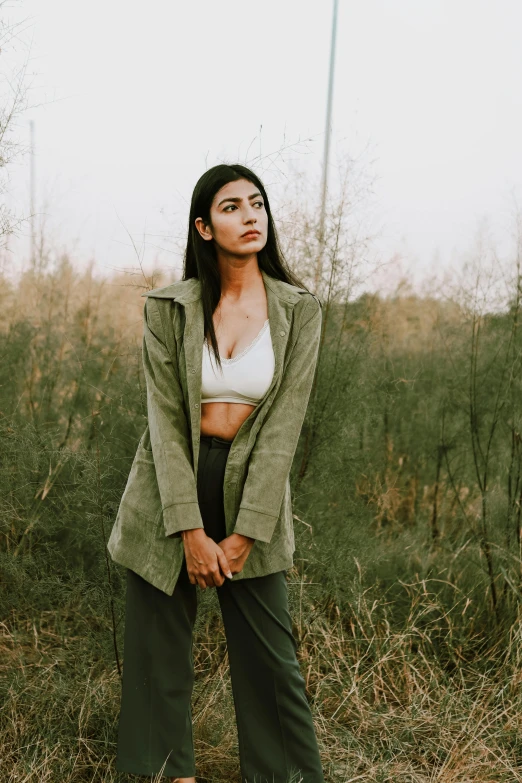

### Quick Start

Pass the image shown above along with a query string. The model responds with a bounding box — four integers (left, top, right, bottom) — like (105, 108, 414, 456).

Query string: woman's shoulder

(141, 278, 199, 304)
(292, 288, 322, 319)
(264, 274, 322, 311)
(297, 289, 322, 309)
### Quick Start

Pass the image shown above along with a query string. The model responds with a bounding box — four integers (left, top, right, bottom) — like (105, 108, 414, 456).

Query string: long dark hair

(182, 162, 311, 373)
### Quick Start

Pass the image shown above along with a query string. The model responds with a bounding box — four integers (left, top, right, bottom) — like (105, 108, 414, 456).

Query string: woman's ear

(195, 217, 213, 241)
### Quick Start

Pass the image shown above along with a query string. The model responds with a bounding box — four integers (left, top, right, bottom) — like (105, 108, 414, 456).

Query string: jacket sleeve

(142, 296, 204, 538)
(232, 294, 322, 543)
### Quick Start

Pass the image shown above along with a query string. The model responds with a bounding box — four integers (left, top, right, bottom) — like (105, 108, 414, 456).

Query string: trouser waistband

(199, 434, 233, 449)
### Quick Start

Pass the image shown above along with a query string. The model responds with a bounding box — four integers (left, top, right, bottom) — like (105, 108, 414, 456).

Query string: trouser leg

(198, 435, 325, 783)
(114, 559, 198, 777)
(217, 573, 325, 783)
(114, 435, 224, 776)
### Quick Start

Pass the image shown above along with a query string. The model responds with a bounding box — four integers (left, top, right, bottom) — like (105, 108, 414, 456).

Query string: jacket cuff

(233, 506, 278, 544)
(163, 502, 205, 538)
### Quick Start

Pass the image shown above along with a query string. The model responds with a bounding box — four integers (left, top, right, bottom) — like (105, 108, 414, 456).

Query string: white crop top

(201, 319, 275, 406)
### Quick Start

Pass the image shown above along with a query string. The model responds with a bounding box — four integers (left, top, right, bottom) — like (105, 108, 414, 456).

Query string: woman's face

(195, 178, 268, 257)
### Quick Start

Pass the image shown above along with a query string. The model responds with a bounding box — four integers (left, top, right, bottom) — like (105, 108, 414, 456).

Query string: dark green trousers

(115, 434, 325, 782)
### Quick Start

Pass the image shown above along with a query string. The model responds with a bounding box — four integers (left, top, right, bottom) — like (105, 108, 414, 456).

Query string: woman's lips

(242, 232, 260, 239)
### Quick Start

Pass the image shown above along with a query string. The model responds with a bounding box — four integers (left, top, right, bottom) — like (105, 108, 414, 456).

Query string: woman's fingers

(216, 548, 233, 579)
(185, 538, 232, 588)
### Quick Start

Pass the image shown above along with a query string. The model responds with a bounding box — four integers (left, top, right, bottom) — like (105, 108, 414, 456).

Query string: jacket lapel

(142, 268, 304, 471)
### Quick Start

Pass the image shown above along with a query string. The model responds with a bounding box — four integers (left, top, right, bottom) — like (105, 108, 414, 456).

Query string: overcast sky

(3, 0, 522, 293)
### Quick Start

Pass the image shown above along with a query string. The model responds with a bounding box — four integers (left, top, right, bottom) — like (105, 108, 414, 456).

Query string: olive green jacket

(107, 269, 322, 595)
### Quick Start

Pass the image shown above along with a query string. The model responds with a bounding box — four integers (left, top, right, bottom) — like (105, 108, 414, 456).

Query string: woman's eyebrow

(217, 191, 263, 207)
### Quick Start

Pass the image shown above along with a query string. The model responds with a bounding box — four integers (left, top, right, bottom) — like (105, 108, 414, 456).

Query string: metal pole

(30, 119, 35, 267)
(314, 0, 339, 290)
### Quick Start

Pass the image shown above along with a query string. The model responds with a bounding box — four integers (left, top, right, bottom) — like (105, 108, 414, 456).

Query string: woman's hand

(217, 533, 255, 576)
(182, 529, 233, 588)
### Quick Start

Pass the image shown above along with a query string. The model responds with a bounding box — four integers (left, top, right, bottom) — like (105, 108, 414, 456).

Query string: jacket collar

(140, 268, 307, 458)
(141, 268, 307, 306)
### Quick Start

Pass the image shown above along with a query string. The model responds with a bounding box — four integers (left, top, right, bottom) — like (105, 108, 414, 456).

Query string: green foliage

(3, 258, 522, 780)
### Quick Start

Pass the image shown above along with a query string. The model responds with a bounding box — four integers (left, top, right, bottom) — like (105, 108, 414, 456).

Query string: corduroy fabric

(107, 270, 322, 596)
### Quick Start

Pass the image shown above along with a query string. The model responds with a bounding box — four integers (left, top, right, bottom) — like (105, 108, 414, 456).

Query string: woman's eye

(223, 202, 264, 212)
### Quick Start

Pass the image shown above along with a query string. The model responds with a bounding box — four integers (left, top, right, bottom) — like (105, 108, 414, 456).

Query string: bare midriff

(200, 401, 256, 442)
(200, 306, 268, 441)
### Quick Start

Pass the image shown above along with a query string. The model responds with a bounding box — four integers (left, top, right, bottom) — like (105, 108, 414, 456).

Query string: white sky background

(3, 0, 522, 296)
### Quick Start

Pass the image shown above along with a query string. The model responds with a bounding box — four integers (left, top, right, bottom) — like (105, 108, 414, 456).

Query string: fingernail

(226, 572, 233, 579)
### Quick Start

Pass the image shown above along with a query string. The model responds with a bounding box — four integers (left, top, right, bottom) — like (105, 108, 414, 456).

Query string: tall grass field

(2, 256, 522, 782)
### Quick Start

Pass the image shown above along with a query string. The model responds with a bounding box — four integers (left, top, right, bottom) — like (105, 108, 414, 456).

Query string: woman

(107, 163, 324, 782)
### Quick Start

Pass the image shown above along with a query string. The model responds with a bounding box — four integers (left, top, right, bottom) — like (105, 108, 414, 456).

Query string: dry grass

(2, 261, 522, 781)
(2, 571, 521, 782)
